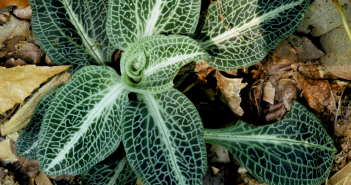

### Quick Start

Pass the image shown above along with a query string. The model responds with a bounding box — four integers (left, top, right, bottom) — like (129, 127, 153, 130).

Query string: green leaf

(195, 0, 309, 71)
(120, 35, 209, 94)
(38, 66, 129, 176)
(30, 0, 116, 73)
(16, 86, 61, 160)
(81, 156, 137, 185)
(123, 88, 206, 185)
(106, 0, 202, 50)
(203, 101, 336, 185)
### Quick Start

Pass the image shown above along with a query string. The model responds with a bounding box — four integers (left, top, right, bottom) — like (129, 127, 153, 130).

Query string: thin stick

(0, 104, 19, 124)
(333, 0, 351, 42)
(182, 80, 200, 94)
(217, 0, 243, 42)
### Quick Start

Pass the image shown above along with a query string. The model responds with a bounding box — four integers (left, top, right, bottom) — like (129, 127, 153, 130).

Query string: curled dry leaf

(195, 60, 214, 81)
(0, 35, 45, 64)
(294, 72, 336, 115)
(12, 6, 31, 20)
(5, 58, 26, 68)
(287, 35, 324, 63)
(329, 161, 351, 185)
(0, 15, 30, 44)
(0, 139, 18, 162)
(0, 65, 70, 114)
(297, 0, 351, 37)
(320, 27, 351, 80)
(1, 72, 72, 136)
(0, 12, 9, 25)
(215, 70, 247, 116)
(34, 172, 52, 185)
(262, 81, 275, 105)
(0, 0, 29, 10)
(209, 144, 230, 164)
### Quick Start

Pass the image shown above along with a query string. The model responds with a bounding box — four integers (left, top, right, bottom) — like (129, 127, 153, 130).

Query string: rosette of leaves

(17, 0, 336, 184)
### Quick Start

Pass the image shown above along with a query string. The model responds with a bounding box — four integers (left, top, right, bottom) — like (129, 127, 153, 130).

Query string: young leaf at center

(120, 35, 209, 94)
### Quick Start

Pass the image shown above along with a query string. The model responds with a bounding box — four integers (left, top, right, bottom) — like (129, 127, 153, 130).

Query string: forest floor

(1, 0, 351, 185)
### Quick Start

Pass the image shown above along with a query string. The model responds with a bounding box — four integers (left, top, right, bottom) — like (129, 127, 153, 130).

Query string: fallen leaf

(0, 139, 18, 162)
(0, 15, 30, 44)
(1, 72, 72, 136)
(329, 161, 351, 185)
(297, 0, 351, 37)
(12, 6, 31, 20)
(5, 58, 26, 68)
(287, 35, 324, 63)
(0, 167, 18, 185)
(320, 27, 351, 80)
(0, 0, 29, 10)
(34, 172, 52, 185)
(294, 72, 336, 115)
(0, 12, 9, 25)
(215, 70, 247, 116)
(262, 81, 275, 105)
(211, 166, 220, 176)
(0, 36, 45, 64)
(0, 65, 70, 114)
(209, 144, 230, 164)
(195, 60, 214, 82)
(22, 159, 39, 178)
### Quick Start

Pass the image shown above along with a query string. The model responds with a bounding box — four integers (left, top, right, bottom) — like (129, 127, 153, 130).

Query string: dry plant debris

(12, 6, 31, 20)
(297, 0, 351, 37)
(1, 72, 72, 136)
(0, 15, 30, 45)
(215, 70, 247, 116)
(320, 26, 351, 80)
(0, 65, 70, 114)
(0, 0, 29, 10)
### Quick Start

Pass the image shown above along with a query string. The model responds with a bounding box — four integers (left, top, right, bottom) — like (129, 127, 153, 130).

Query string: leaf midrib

(203, 134, 335, 152)
(143, 94, 186, 185)
(199, 0, 305, 49)
(62, 0, 104, 65)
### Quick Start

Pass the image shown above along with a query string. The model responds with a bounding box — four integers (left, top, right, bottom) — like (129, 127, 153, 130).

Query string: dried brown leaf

(215, 70, 247, 116)
(297, 0, 351, 37)
(0, 65, 70, 114)
(0, 15, 30, 44)
(209, 144, 230, 164)
(262, 81, 275, 105)
(320, 27, 351, 80)
(329, 161, 351, 185)
(1, 72, 72, 136)
(0, 139, 18, 162)
(12, 6, 31, 20)
(34, 172, 52, 185)
(0, 0, 29, 9)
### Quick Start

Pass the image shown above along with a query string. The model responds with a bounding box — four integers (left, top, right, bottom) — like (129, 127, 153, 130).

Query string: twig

(217, 0, 243, 42)
(0, 104, 19, 124)
(333, 0, 351, 42)
(182, 80, 200, 94)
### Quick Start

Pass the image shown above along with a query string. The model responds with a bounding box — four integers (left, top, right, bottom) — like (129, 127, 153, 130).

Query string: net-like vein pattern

(38, 66, 129, 176)
(29, 0, 115, 73)
(16, 86, 61, 160)
(120, 35, 209, 94)
(106, 0, 201, 50)
(204, 101, 336, 185)
(123, 88, 206, 185)
(81, 157, 137, 185)
(195, 0, 309, 71)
